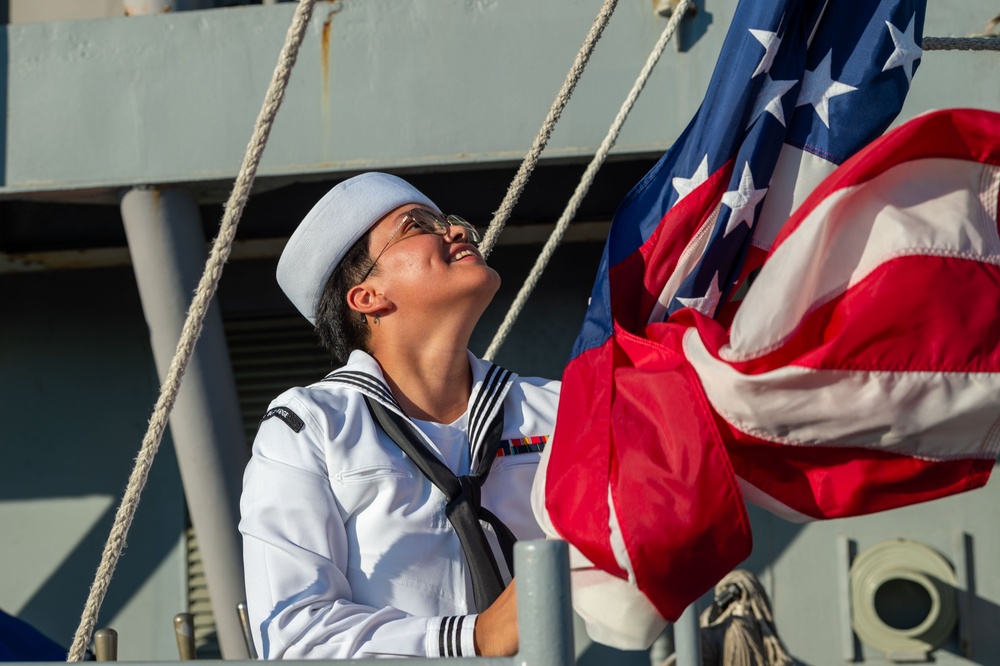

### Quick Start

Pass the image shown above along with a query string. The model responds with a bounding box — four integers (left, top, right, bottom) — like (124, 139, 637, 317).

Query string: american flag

(532, 0, 1000, 638)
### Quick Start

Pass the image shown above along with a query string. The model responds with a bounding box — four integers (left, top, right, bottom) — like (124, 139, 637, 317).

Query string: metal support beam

(120, 186, 250, 659)
(0, 221, 614, 275)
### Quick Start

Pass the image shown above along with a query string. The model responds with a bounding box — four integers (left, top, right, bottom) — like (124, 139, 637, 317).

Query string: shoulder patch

(261, 406, 305, 433)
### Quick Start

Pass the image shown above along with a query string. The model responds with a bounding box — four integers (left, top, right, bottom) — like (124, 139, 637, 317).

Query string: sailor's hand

(473, 579, 518, 656)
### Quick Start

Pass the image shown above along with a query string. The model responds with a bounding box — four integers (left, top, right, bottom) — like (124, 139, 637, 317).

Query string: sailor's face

(363, 203, 500, 312)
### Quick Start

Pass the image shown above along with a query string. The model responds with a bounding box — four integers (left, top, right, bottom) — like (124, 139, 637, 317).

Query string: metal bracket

(654, 0, 697, 18)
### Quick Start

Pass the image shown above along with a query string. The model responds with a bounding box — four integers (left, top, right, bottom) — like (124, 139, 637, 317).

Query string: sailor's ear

(346, 283, 390, 316)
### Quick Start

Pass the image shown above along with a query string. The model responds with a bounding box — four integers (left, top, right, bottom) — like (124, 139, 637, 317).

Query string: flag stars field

(749, 28, 782, 77)
(748, 74, 799, 128)
(883, 14, 922, 83)
(671, 154, 711, 203)
(721, 162, 769, 236)
(676, 272, 724, 315)
(796, 50, 858, 127)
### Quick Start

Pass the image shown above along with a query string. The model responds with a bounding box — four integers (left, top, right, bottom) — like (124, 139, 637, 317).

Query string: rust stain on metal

(320, 9, 335, 100)
(123, 4, 171, 16)
(0, 247, 133, 274)
(320, 3, 342, 152)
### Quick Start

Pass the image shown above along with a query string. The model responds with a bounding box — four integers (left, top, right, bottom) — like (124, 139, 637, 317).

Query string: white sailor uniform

(239, 350, 560, 659)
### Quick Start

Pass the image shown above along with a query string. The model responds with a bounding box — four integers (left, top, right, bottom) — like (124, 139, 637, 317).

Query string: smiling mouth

(450, 249, 482, 263)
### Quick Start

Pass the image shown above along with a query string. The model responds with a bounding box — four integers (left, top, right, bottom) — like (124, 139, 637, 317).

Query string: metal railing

(11, 540, 703, 666)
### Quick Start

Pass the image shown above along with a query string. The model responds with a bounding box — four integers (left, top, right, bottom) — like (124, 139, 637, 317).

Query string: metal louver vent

(226, 316, 336, 443)
(186, 524, 220, 658)
(184, 315, 334, 655)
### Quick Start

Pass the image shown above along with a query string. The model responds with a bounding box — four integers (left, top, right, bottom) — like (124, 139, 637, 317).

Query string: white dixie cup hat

(277, 172, 441, 324)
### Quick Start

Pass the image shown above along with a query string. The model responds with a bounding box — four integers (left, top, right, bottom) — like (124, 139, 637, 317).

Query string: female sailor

(240, 172, 559, 659)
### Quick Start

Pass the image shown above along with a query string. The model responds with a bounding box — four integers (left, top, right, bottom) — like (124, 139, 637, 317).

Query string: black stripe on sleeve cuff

(436, 615, 472, 658)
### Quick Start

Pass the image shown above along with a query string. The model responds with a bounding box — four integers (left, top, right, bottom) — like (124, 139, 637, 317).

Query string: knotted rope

(484, 0, 692, 360)
(478, 0, 619, 258)
(66, 0, 318, 659)
(699, 569, 793, 666)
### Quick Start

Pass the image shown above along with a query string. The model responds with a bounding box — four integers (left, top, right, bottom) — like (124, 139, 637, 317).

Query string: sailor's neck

(374, 345, 472, 424)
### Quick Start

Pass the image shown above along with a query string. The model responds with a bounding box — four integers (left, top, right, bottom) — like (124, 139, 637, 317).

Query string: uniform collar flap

(322, 350, 517, 452)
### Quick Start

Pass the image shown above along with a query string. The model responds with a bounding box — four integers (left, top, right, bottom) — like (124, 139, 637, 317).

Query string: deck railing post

(673, 602, 702, 666)
(514, 541, 575, 666)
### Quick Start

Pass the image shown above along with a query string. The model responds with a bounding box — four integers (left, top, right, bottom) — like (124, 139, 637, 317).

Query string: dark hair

(314, 231, 375, 365)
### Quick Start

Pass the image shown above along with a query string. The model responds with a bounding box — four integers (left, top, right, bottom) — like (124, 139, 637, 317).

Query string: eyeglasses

(358, 208, 481, 283)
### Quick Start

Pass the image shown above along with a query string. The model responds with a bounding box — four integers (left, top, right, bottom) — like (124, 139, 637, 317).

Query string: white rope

(478, 0, 619, 258)
(66, 0, 318, 659)
(922, 36, 1000, 51)
(484, 0, 691, 361)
